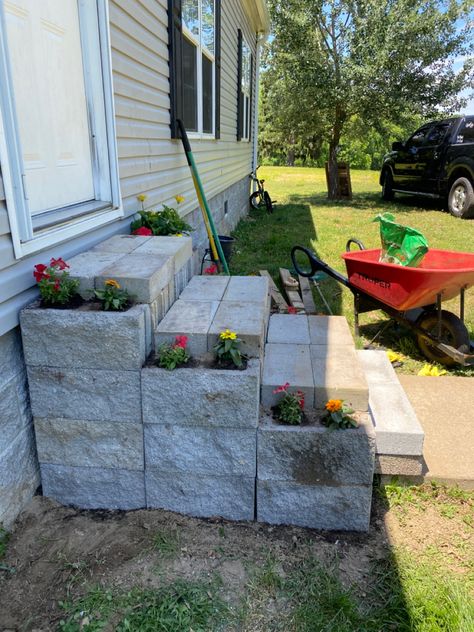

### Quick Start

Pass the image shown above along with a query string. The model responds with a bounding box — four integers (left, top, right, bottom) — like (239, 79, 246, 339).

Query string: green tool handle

(177, 119, 229, 275)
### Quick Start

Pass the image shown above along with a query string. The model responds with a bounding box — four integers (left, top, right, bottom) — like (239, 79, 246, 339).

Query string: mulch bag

(373, 213, 428, 267)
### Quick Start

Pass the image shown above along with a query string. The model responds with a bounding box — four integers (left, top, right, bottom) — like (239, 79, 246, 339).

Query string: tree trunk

(327, 114, 343, 200)
(286, 148, 295, 166)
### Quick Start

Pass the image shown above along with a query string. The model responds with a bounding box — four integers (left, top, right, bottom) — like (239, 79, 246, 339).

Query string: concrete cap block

(144, 425, 256, 475)
(267, 314, 310, 345)
(91, 234, 152, 254)
(67, 252, 124, 298)
(155, 299, 220, 358)
(134, 236, 193, 271)
(262, 343, 314, 409)
(179, 275, 230, 302)
(357, 349, 398, 385)
(222, 276, 269, 305)
(27, 366, 142, 423)
(97, 253, 174, 304)
(20, 304, 148, 370)
(40, 463, 146, 510)
(310, 345, 369, 411)
(257, 480, 372, 531)
(34, 417, 144, 470)
(369, 383, 424, 455)
(258, 413, 375, 485)
(308, 315, 355, 346)
(208, 300, 266, 359)
(142, 359, 260, 428)
(146, 470, 255, 521)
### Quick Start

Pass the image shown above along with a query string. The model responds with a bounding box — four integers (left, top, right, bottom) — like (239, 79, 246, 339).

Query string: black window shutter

(168, 0, 183, 139)
(249, 52, 254, 141)
(237, 29, 243, 141)
(215, 0, 221, 139)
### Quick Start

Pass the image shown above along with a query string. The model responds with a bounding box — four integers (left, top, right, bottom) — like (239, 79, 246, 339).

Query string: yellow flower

(220, 329, 237, 340)
(325, 399, 343, 413)
(418, 364, 447, 377)
(137, 194, 147, 203)
(174, 195, 185, 204)
(175, 233, 183, 237)
(105, 279, 120, 289)
(387, 350, 403, 363)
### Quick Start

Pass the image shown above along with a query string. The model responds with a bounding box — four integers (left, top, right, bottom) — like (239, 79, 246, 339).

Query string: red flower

(33, 263, 49, 282)
(287, 306, 297, 314)
(204, 264, 218, 275)
(53, 279, 61, 292)
(296, 390, 305, 410)
(132, 226, 153, 236)
(50, 257, 69, 270)
(174, 335, 188, 349)
(273, 382, 290, 395)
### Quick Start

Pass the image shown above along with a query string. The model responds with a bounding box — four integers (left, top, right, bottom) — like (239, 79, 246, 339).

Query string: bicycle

(249, 167, 275, 213)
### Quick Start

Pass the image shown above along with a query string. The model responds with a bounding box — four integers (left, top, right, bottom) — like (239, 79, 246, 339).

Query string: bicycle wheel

(263, 191, 273, 214)
(250, 191, 263, 209)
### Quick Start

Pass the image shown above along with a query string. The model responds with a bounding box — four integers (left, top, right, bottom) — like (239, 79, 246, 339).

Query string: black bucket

(211, 235, 235, 262)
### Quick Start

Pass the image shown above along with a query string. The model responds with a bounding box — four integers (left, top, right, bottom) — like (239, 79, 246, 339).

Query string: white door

(3, 0, 95, 215)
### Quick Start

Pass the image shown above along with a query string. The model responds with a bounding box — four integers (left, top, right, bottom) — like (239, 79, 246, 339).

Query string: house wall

(0, 0, 260, 528)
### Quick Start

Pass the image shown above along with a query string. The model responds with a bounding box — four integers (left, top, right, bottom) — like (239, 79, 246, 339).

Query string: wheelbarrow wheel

(416, 310, 470, 366)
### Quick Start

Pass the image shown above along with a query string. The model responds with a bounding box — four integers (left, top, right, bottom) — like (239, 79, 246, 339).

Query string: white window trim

(182, 0, 216, 138)
(0, 0, 122, 259)
(241, 37, 251, 142)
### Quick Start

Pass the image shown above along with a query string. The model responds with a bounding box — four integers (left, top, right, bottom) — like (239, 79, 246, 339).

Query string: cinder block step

(267, 314, 310, 345)
(68, 251, 123, 298)
(208, 300, 266, 359)
(261, 343, 314, 409)
(357, 350, 424, 456)
(308, 315, 355, 346)
(179, 275, 230, 302)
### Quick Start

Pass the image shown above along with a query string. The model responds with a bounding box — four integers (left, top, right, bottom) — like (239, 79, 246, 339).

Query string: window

(407, 126, 430, 148)
(169, 0, 221, 138)
(424, 122, 451, 146)
(237, 30, 253, 141)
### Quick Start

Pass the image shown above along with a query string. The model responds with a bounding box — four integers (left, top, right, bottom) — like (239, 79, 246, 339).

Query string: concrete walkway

(398, 375, 474, 490)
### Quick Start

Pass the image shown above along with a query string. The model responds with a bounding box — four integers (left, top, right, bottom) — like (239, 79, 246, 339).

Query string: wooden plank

(286, 290, 305, 312)
(279, 267, 299, 290)
(259, 270, 288, 312)
(298, 275, 317, 314)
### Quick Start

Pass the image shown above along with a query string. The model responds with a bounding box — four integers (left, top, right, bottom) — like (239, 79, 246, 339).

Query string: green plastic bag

(373, 213, 428, 267)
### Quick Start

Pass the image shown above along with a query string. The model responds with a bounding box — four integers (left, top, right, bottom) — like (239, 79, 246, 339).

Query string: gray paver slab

(34, 418, 144, 470)
(91, 234, 152, 254)
(222, 276, 269, 305)
(155, 299, 220, 358)
(308, 315, 355, 346)
(261, 343, 314, 409)
(208, 301, 266, 359)
(357, 349, 398, 385)
(97, 253, 173, 303)
(179, 275, 230, 302)
(146, 470, 255, 521)
(257, 480, 372, 531)
(145, 425, 256, 475)
(369, 383, 424, 455)
(267, 314, 310, 345)
(67, 252, 124, 298)
(134, 236, 193, 271)
(310, 345, 368, 411)
(41, 463, 145, 510)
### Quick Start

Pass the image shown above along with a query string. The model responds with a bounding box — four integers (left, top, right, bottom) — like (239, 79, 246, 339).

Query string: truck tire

(447, 177, 474, 219)
(381, 170, 394, 201)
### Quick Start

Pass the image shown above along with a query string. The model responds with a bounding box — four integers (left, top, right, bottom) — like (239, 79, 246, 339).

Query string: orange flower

(105, 279, 120, 289)
(325, 399, 343, 413)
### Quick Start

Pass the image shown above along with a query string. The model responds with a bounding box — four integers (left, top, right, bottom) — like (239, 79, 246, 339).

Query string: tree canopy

(261, 0, 474, 195)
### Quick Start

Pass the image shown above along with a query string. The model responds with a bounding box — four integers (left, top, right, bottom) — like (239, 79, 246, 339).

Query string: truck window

(407, 126, 430, 148)
(424, 122, 451, 146)
(456, 119, 474, 144)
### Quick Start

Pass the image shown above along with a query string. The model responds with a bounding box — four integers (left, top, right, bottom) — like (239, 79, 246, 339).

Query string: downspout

(252, 32, 266, 191)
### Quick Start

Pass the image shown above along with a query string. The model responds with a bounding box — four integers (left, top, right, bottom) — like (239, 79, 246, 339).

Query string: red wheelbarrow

(291, 241, 474, 366)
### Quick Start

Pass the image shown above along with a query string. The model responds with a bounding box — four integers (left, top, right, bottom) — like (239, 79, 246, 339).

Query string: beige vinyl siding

(0, 0, 259, 334)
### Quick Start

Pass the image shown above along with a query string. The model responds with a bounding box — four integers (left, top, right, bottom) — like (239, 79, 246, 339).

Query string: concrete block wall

(0, 328, 40, 530)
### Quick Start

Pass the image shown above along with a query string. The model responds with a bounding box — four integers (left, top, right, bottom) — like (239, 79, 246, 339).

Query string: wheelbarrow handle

(290, 245, 351, 288)
(346, 238, 366, 252)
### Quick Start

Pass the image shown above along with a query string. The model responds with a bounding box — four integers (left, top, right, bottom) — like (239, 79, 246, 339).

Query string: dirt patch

(0, 488, 472, 630)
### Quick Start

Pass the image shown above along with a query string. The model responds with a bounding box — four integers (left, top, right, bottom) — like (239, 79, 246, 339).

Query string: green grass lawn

(230, 166, 474, 375)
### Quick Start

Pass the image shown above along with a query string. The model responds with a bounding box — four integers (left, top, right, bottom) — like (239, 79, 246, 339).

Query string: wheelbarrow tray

(341, 248, 474, 311)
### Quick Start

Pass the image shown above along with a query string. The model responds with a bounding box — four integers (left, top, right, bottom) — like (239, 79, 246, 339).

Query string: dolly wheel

(416, 310, 470, 366)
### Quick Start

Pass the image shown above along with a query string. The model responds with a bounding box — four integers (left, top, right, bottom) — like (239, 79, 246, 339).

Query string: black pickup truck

(380, 116, 474, 218)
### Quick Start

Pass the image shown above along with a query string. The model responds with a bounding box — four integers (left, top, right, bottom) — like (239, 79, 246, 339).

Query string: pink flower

(174, 335, 188, 349)
(132, 226, 153, 236)
(50, 257, 69, 270)
(204, 264, 218, 275)
(287, 306, 297, 314)
(33, 263, 49, 282)
(273, 382, 290, 395)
